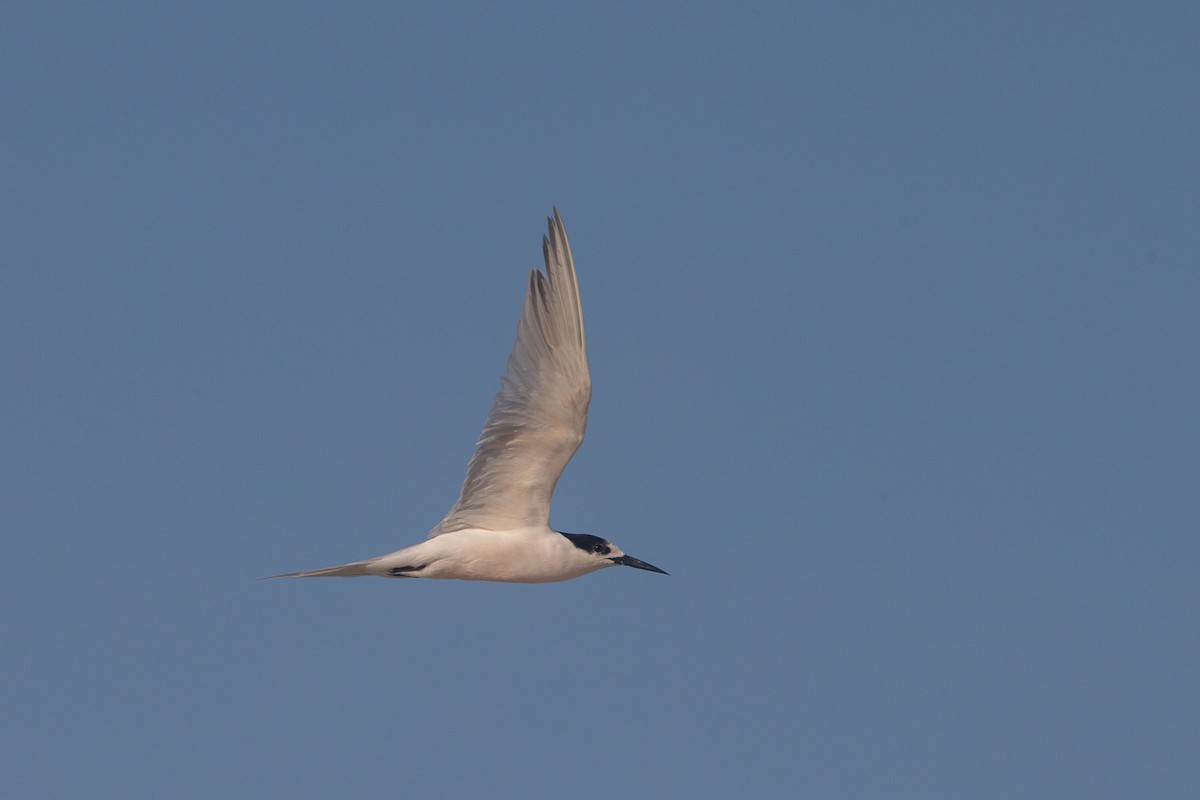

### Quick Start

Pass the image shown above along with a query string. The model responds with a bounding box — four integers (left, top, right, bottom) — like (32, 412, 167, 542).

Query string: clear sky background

(3, 2, 1197, 797)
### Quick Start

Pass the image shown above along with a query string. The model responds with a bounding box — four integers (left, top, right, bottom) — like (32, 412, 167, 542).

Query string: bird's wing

(429, 210, 591, 536)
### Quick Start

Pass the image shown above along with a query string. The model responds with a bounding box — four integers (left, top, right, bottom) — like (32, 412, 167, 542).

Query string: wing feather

(429, 210, 590, 535)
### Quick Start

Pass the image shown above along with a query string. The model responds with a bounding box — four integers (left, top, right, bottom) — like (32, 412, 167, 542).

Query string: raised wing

(429, 210, 591, 536)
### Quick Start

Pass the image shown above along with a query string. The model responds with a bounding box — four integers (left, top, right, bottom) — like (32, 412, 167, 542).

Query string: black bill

(610, 554, 669, 575)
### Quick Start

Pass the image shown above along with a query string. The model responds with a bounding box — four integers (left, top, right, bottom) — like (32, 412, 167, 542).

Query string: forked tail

(261, 559, 377, 579)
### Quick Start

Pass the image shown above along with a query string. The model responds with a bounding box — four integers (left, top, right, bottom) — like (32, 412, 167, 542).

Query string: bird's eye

(592, 543, 609, 554)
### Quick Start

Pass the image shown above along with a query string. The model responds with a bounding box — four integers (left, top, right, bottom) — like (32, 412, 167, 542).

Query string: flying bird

(267, 210, 667, 583)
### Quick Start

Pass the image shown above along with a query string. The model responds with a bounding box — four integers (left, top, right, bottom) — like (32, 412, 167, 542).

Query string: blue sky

(3, 2, 1197, 797)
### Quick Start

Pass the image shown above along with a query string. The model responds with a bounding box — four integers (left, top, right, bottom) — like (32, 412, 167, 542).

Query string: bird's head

(559, 532, 668, 576)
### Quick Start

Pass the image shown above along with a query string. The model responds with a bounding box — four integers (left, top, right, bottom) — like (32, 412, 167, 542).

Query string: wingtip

(548, 207, 567, 240)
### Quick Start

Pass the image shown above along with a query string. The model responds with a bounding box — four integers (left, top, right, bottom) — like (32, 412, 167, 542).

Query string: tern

(267, 210, 667, 583)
